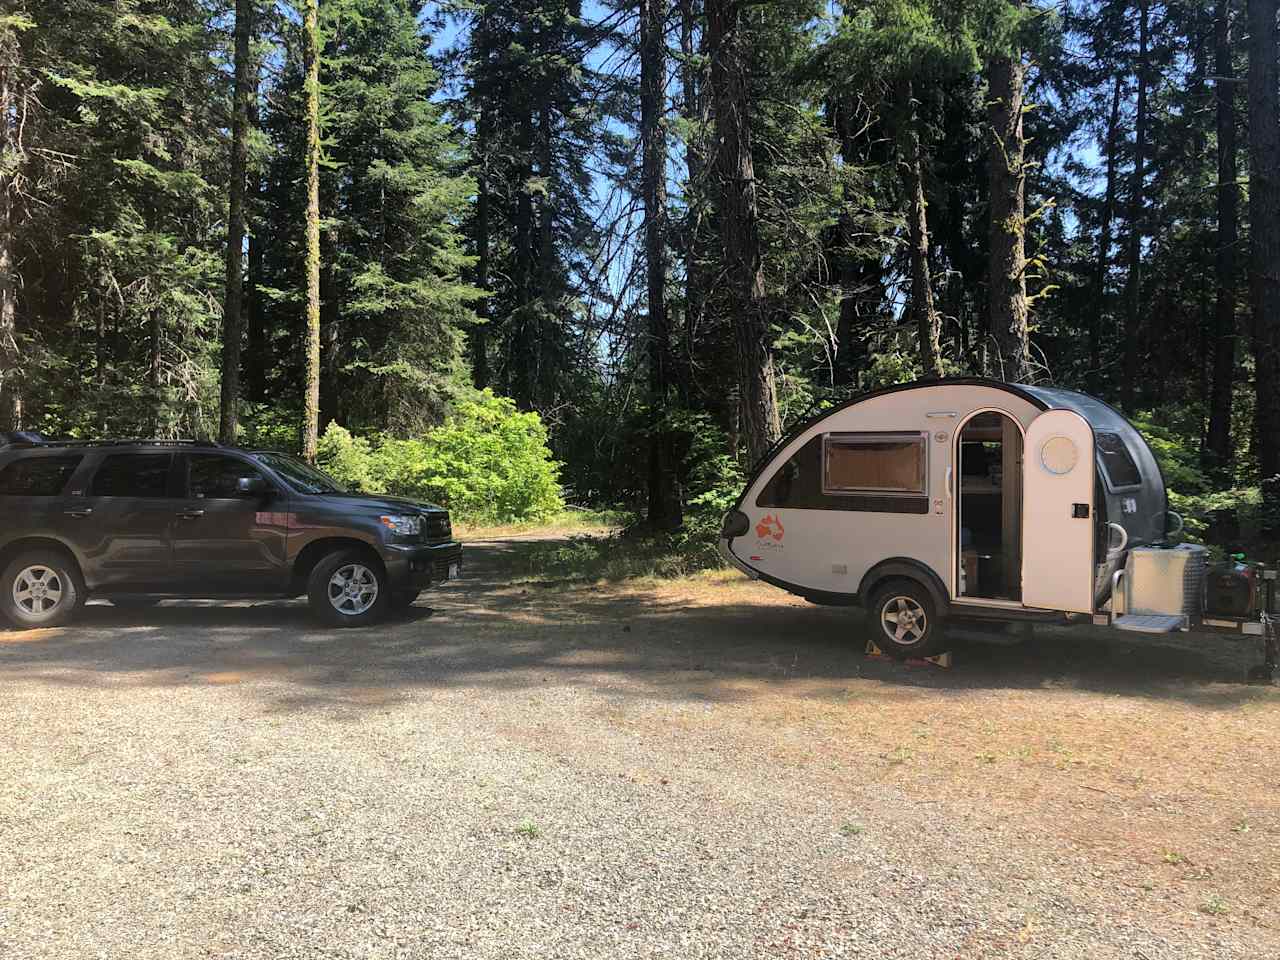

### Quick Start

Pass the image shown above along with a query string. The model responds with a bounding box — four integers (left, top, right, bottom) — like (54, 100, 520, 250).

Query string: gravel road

(1, 535, 1276, 959)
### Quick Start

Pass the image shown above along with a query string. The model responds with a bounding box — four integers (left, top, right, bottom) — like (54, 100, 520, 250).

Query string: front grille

(422, 514, 452, 541)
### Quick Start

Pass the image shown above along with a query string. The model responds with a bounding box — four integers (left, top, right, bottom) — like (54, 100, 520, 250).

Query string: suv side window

(0, 456, 84, 496)
(187, 454, 267, 499)
(89, 453, 174, 498)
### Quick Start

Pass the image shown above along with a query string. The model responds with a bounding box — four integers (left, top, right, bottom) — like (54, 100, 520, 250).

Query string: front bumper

(383, 540, 463, 591)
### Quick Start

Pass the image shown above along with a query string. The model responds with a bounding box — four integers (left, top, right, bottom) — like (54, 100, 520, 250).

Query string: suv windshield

(251, 453, 347, 494)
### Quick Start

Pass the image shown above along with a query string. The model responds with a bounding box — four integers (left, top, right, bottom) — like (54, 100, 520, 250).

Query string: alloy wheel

(327, 563, 379, 616)
(881, 595, 927, 646)
(13, 565, 65, 619)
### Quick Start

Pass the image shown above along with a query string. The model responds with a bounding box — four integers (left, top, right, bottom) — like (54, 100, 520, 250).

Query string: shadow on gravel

(0, 536, 1274, 712)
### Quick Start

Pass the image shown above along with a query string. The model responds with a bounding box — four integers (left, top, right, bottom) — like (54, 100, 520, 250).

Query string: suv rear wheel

(307, 549, 389, 627)
(1, 550, 84, 629)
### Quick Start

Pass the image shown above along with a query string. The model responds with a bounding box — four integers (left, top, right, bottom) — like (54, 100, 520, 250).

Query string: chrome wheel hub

(13, 565, 65, 618)
(327, 563, 378, 616)
(881, 596, 927, 645)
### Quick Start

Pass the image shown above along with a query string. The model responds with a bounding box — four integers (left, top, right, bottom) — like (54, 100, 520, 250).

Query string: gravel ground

(1, 535, 1276, 959)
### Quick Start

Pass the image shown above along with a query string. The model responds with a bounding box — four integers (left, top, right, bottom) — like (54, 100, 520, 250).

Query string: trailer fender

(858, 559, 950, 619)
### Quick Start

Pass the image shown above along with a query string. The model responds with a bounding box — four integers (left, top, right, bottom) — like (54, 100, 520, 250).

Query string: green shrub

(315, 390, 564, 524)
(315, 423, 378, 492)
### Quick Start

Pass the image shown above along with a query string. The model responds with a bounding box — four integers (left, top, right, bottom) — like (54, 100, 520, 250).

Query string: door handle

(64, 508, 93, 519)
(175, 509, 206, 520)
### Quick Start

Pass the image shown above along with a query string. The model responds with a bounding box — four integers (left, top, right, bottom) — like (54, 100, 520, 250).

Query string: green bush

(315, 390, 564, 524)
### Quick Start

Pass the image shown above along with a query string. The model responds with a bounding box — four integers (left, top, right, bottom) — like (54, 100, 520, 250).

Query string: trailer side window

(756, 435, 929, 514)
(1096, 432, 1141, 489)
(823, 433, 927, 496)
(757, 439, 818, 507)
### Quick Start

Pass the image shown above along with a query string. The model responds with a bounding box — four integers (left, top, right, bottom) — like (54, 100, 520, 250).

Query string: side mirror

(237, 476, 270, 496)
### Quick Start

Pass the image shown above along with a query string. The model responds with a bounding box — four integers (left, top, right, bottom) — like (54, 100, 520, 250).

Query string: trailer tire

(869, 579, 948, 659)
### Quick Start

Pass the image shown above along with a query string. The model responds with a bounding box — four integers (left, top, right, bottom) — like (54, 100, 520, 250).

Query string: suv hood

(312, 493, 447, 515)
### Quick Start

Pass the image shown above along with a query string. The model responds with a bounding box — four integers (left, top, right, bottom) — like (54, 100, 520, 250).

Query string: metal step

(1112, 614, 1187, 634)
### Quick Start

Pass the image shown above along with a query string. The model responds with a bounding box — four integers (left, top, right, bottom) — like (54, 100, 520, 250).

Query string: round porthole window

(1040, 435, 1078, 475)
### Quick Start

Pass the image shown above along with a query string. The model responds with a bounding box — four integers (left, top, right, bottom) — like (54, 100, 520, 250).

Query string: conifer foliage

(1, 0, 1278, 537)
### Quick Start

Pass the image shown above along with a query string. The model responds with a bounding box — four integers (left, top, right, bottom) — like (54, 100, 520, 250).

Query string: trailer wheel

(869, 579, 948, 659)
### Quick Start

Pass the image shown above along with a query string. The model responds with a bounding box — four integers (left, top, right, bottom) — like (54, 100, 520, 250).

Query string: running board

(1112, 614, 1188, 634)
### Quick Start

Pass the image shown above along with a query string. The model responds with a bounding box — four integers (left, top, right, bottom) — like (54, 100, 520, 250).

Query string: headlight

(379, 515, 421, 537)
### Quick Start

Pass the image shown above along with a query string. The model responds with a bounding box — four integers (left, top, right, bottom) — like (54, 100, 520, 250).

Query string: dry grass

(573, 572, 1280, 932)
(454, 508, 620, 542)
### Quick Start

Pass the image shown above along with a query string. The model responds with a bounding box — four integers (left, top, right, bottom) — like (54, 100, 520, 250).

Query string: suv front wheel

(307, 549, 390, 627)
(1, 550, 84, 629)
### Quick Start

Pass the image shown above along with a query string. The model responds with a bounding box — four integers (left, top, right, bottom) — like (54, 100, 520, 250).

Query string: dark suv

(0, 439, 462, 629)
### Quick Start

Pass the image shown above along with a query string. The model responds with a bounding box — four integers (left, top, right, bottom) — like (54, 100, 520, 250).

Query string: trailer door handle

(175, 509, 206, 520)
(64, 508, 93, 519)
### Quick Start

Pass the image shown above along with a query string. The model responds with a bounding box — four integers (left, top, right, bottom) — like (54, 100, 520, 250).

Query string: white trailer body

(718, 378, 1276, 679)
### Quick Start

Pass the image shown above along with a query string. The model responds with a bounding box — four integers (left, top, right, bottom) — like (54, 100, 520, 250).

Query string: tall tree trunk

(987, 37, 1032, 383)
(473, 106, 491, 390)
(707, 0, 780, 464)
(1247, 0, 1280, 525)
(244, 61, 266, 403)
(319, 258, 339, 430)
(218, 0, 252, 444)
(510, 145, 535, 410)
(1121, 0, 1149, 412)
(301, 0, 322, 461)
(1090, 75, 1123, 395)
(678, 0, 706, 405)
(534, 105, 554, 407)
(470, 8, 491, 391)
(642, 0, 681, 530)
(245, 213, 265, 401)
(898, 79, 943, 380)
(1206, 0, 1239, 470)
(0, 24, 23, 430)
(149, 310, 164, 435)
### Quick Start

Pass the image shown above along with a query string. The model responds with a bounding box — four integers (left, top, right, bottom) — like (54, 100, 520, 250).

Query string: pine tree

(219, 0, 254, 443)
(1247, 0, 1280, 523)
(1205, 0, 1239, 470)
(986, 0, 1033, 383)
(898, 77, 944, 379)
(640, 0, 681, 529)
(460, 0, 604, 415)
(707, 0, 780, 463)
(0, 10, 31, 428)
(1120, 0, 1149, 412)
(301, 0, 321, 460)
(8, 0, 226, 437)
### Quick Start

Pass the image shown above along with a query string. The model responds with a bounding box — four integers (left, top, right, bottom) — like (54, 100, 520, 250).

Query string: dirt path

(1, 534, 1276, 958)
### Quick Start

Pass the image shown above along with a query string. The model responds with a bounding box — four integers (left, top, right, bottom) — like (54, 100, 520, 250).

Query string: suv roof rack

(7, 438, 223, 449)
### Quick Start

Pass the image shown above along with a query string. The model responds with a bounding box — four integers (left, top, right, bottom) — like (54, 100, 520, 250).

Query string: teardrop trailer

(718, 378, 1278, 682)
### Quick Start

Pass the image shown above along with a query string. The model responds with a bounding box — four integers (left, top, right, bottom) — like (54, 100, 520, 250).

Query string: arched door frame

(949, 407, 1027, 606)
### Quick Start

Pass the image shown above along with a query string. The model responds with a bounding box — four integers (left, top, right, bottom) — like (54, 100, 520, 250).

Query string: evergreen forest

(2, 0, 1279, 549)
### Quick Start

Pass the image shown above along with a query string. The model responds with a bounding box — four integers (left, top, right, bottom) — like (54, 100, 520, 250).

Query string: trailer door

(1022, 409, 1095, 613)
